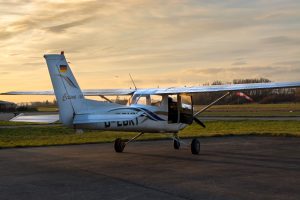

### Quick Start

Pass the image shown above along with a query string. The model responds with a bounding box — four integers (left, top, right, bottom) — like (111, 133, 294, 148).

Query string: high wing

(1, 89, 135, 96)
(2, 82, 300, 96)
(83, 89, 135, 96)
(134, 81, 300, 95)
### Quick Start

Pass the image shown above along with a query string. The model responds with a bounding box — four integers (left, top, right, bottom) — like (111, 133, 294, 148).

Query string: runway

(0, 136, 299, 200)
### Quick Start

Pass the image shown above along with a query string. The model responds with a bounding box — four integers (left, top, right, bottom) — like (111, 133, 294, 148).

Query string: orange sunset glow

(1, 0, 300, 103)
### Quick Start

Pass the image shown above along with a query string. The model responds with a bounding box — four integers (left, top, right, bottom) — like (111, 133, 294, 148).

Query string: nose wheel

(191, 138, 200, 155)
(173, 136, 200, 155)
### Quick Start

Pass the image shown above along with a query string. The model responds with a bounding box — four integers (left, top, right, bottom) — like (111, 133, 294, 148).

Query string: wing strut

(193, 92, 231, 128)
(99, 95, 113, 103)
(194, 92, 231, 117)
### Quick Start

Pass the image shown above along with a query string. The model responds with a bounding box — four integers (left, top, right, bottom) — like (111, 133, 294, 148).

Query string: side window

(150, 95, 162, 106)
(136, 96, 148, 105)
(131, 94, 163, 107)
(181, 95, 192, 109)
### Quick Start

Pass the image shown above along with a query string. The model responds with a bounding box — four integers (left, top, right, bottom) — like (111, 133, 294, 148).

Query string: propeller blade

(194, 117, 206, 128)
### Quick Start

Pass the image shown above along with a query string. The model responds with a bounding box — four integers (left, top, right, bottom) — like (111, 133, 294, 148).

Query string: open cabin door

(168, 94, 193, 124)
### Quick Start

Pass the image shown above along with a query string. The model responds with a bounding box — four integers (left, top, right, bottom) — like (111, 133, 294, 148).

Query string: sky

(0, 0, 300, 102)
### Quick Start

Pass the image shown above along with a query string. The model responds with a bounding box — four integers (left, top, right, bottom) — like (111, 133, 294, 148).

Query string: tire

(191, 138, 200, 155)
(114, 138, 125, 153)
(174, 140, 180, 149)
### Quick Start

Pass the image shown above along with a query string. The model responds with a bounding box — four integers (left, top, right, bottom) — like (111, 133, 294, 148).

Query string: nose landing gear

(172, 134, 200, 155)
(191, 138, 200, 155)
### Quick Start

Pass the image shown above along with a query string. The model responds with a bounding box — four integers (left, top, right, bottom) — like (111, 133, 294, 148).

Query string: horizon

(1, 0, 300, 103)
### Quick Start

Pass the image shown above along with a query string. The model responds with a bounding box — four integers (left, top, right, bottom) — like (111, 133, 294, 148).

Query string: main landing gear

(114, 138, 126, 152)
(114, 133, 200, 155)
(114, 132, 144, 153)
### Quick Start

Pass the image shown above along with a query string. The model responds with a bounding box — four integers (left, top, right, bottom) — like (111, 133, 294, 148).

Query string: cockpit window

(131, 94, 162, 106)
(181, 94, 192, 109)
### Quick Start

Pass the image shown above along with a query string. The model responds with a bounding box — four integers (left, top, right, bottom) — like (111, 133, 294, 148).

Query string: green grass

(200, 111, 300, 116)
(36, 107, 58, 112)
(195, 103, 300, 116)
(0, 121, 46, 126)
(0, 120, 299, 148)
(181, 121, 300, 137)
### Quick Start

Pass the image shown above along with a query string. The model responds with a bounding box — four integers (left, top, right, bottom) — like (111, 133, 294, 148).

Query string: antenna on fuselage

(129, 73, 137, 90)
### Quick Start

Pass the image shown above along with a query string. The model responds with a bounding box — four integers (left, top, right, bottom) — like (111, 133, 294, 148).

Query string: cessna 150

(3, 52, 300, 154)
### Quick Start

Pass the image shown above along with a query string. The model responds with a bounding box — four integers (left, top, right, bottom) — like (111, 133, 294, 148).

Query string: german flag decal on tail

(59, 65, 67, 73)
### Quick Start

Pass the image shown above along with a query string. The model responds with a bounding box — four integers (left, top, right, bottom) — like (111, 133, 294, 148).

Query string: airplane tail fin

(44, 52, 88, 126)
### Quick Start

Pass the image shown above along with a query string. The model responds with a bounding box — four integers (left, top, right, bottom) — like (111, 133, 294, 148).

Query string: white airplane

(3, 52, 300, 154)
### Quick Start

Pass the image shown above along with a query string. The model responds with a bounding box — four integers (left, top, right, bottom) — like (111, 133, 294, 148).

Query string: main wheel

(191, 138, 200, 155)
(173, 140, 180, 149)
(114, 138, 125, 153)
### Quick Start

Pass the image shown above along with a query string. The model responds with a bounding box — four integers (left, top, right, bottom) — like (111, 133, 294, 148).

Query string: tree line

(192, 78, 300, 105)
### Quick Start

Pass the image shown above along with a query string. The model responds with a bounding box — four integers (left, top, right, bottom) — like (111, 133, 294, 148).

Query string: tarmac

(0, 136, 299, 200)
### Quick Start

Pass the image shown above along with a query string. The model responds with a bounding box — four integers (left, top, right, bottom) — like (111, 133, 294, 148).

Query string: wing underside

(134, 81, 300, 95)
(2, 82, 300, 96)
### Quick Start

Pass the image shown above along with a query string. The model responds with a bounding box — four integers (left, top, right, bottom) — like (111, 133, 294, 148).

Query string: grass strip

(0, 120, 299, 148)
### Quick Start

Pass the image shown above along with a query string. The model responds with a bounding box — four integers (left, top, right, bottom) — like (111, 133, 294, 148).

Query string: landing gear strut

(114, 132, 144, 153)
(173, 140, 180, 149)
(173, 133, 180, 149)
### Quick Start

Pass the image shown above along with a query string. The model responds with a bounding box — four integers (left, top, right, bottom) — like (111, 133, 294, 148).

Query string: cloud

(232, 61, 247, 65)
(182, 65, 300, 83)
(184, 66, 300, 75)
(0, 1, 106, 41)
(261, 36, 300, 45)
(273, 60, 300, 66)
(1, 0, 300, 93)
(44, 17, 95, 33)
(0, 71, 11, 75)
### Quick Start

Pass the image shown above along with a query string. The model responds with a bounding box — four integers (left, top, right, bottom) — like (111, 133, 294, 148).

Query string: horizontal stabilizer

(73, 113, 143, 124)
(10, 114, 59, 123)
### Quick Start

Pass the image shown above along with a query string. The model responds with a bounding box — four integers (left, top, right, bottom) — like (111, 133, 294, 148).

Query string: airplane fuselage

(75, 104, 188, 133)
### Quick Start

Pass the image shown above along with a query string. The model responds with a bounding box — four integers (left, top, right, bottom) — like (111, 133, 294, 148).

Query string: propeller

(193, 117, 206, 128)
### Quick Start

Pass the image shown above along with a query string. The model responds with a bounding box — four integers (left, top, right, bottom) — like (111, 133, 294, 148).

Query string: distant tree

(211, 80, 224, 85)
(193, 78, 300, 105)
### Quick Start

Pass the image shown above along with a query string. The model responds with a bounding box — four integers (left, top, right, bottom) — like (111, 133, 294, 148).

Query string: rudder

(44, 52, 87, 126)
